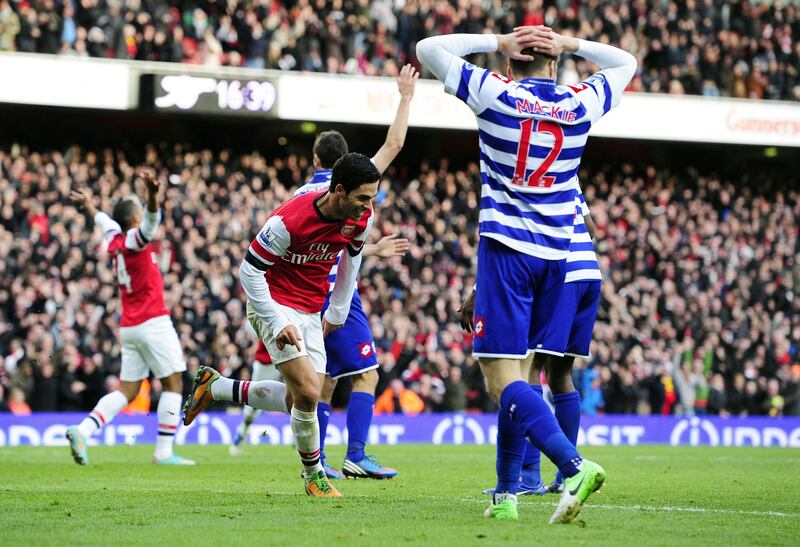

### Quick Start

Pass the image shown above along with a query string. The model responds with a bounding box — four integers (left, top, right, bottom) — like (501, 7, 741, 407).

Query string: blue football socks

(316, 402, 331, 463)
(500, 381, 582, 479)
(346, 391, 375, 462)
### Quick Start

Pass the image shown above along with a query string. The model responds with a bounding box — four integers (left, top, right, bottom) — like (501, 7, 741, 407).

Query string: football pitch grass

(1, 444, 798, 546)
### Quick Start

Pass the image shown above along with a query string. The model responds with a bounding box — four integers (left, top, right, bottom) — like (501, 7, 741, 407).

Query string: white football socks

(291, 406, 323, 477)
(77, 390, 128, 438)
(154, 391, 182, 460)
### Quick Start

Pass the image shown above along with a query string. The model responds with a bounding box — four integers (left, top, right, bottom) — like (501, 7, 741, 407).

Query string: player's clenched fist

(275, 324, 303, 351)
(397, 64, 420, 101)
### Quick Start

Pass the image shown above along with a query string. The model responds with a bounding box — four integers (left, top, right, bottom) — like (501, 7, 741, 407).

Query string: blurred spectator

(765, 378, 784, 417)
(0, 0, 20, 52)
(706, 373, 728, 417)
(2, 143, 800, 416)
(375, 379, 425, 415)
(8, 386, 31, 415)
(441, 366, 467, 412)
(0, 1, 797, 101)
(785, 366, 800, 417)
(580, 369, 604, 415)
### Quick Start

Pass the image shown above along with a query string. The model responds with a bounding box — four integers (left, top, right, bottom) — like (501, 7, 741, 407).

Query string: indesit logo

(432, 415, 487, 445)
(669, 417, 800, 447)
(670, 417, 720, 446)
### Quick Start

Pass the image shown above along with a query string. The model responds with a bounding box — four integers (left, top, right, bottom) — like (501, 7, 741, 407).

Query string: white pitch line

(587, 503, 797, 519)
(451, 497, 797, 518)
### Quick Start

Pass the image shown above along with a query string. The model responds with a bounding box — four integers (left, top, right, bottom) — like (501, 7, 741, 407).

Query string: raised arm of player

(415, 31, 548, 111)
(322, 214, 374, 336)
(122, 169, 162, 251)
(370, 64, 419, 175)
(70, 187, 122, 243)
(240, 216, 300, 350)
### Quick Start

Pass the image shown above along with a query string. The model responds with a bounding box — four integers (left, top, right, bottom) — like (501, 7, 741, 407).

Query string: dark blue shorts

(321, 290, 379, 379)
(473, 236, 567, 359)
(545, 281, 601, 359)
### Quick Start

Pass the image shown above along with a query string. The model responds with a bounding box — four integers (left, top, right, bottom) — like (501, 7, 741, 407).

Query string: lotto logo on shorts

(359, 342, 374, 358)
(474, 316, 486, 337)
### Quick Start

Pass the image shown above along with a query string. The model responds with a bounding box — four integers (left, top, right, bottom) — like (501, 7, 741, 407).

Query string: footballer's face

(337, 180, 378, 220)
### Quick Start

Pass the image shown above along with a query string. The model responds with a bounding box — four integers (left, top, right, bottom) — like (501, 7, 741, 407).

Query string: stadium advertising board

(145, 74, 278, 116)
(2, 413, 799, 448)
(277, 73, 800, 147)
(594, 92, 800, 148)
(0, 53, 131, 110)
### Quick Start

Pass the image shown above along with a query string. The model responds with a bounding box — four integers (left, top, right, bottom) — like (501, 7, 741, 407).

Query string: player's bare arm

(363, 234, 410, 258)
(69, 187, 98, 218)
(371, 64, 418, 175)
(138, 168, 160, 212)
(584, 213, 597, 241)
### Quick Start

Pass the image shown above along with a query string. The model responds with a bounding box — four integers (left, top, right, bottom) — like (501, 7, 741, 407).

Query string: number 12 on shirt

(512, 119, 564, 188)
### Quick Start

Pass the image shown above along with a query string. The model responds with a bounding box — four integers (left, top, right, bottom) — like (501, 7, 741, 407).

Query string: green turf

(0, 444, 798, 546)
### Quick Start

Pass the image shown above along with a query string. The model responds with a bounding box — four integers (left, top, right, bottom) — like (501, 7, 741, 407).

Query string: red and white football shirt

(244, 191, 373, 313)
(107, 233, 169, 327)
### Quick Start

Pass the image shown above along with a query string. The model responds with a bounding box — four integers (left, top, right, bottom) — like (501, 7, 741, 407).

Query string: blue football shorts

(472, 236, 567, 359)
(321, 290, 379, 379)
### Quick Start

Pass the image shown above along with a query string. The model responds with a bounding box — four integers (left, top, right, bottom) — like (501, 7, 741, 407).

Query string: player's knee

(293, 384, 320, 410)
(352, 369, 378, 392)
(160, 372, 182, 393)
(320, 376, 337, 402)
(119, 382, 142, 402)
(545, 358, 575, 394)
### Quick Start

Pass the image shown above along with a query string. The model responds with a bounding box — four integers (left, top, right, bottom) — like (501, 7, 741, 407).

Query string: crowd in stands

(1, 142, 800, 418)
(0, 0, 799, 101)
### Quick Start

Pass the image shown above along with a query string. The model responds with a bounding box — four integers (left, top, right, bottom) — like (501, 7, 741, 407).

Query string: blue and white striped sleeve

(416, 34, 506, 114)
(443, 62, 508, 114)
(573, 40, 637, 122)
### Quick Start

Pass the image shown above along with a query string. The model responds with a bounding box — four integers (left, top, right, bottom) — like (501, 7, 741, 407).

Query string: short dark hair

(509, 48, 559, 78)
(112, 197, 142, 231)
(330, 153, 381, 193)
(313, 130, 348, 168)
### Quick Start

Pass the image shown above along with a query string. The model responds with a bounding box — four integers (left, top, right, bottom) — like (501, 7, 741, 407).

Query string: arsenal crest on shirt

(341, 224, 356, 237)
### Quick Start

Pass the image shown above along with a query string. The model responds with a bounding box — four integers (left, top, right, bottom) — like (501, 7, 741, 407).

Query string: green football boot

(549, 459, 606, 524)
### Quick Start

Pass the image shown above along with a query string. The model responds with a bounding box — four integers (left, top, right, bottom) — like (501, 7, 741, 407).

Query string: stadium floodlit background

(0, 1, 799, 545)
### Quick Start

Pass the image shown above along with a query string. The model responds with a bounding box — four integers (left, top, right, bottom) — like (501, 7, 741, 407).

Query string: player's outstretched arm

(371, 64, 419, 175)
(70, 187, 122, 239)
(363, 234, 410, 259)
